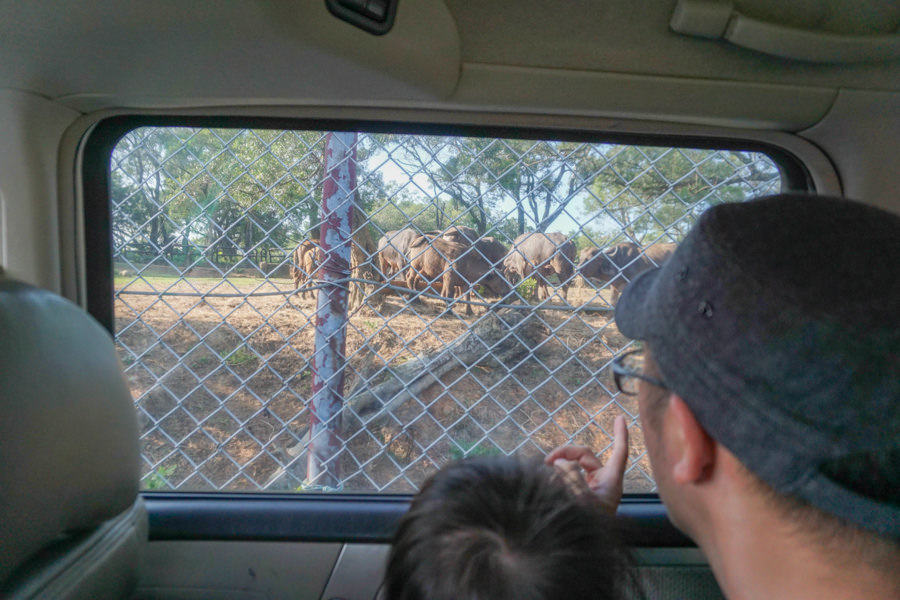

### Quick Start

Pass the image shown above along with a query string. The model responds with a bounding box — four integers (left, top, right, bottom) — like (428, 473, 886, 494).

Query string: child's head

(383, 455, 638, 600)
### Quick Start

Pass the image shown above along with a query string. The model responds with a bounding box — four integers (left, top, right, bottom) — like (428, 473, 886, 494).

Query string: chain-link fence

(110, 127, 782, 493)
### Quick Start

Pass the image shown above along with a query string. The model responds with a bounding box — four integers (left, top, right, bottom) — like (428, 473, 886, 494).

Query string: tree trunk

(344, 309, 547, 427)
(268, 308, 548, 489)
(348, 207, 381, 312)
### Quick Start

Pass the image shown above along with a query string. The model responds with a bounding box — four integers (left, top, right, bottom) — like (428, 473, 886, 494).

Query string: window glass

(109, 127, 783, 493)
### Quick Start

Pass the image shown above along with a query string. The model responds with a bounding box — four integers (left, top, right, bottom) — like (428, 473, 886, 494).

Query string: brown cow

(441, 225, 478, 245)
(458, 240, 511, 310)
(406, 237, 509, 315)
(290, 238, 321, 298)
(377, 228, 430, 279)
(579, 241, 676, 303)
(503, 232, 576, 302)
(469, 236, 507, 268)
(457, 237, 510, 302)
(419, 225, 478, 245)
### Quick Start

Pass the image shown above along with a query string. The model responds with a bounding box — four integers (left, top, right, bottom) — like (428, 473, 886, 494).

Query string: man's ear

(666, 395, 716, 485)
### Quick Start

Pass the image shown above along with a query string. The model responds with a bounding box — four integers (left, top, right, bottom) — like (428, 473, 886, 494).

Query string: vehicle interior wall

(134, 541, 345, 600)
(4, 2, 899, 125)
(801, 89, 900, 212)
(2, 2, 900, 599)
(134, 541, 724, 600)
(0, 90, 79, 291)
(0, 1, 461, 112)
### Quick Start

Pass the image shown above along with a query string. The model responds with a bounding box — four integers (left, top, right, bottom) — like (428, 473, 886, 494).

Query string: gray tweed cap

(615, 194, 900, 536)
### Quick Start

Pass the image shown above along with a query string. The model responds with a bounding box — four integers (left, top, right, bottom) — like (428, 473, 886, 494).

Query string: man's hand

(545, 415, 629, 514)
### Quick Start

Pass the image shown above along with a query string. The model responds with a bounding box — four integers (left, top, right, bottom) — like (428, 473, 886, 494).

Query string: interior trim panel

(144, 493, 692, 547)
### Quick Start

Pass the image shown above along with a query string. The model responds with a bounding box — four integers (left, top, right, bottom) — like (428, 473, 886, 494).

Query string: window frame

(80, 113, 815, 547)
(145, 492, 690, 546)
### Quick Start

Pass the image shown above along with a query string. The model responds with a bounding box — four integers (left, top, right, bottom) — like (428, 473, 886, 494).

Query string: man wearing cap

(548, 194, 900, 599)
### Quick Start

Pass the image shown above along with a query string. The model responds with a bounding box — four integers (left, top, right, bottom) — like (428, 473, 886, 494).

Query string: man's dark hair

(383, 455, 640, 600)
(742, 458, 900, 569)
(819, 449, 900, 510)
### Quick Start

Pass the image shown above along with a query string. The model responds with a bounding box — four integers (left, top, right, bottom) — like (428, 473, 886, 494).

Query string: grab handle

(670, 0, 900, 63)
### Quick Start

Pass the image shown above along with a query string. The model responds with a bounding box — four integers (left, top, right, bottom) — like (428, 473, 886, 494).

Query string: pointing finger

(602, 416, 629, 485)
(545, 445, 603, 470)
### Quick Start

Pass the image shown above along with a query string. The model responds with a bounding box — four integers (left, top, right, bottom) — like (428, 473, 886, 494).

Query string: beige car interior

(0, 0, 898, 598)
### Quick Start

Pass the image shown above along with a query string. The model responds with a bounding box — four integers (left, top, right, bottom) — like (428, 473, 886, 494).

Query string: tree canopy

(110, 128, 782, 268)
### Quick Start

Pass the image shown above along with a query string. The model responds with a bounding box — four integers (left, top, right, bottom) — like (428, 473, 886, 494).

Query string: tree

(111, 128, 191, 265)
(111, 129, 782, 274)
(363, 134, 455, 232)
(431, 137, 606, 235)
(368, 136, 598, 239)
(583, 146, 780, 245)
(111, 127, 331, 269)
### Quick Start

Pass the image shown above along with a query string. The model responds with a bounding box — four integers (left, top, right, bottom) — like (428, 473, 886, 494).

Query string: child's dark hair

(383, 455, 641, 600)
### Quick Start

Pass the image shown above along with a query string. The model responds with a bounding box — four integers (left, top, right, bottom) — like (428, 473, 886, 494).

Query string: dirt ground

(116, 268, 655, 494)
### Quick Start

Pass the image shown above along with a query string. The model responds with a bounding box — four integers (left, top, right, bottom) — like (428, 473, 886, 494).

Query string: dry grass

(118, 273, 654, 493)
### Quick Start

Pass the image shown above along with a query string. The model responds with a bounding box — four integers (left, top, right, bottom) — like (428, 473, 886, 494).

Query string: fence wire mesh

(110, 127, 782, 493)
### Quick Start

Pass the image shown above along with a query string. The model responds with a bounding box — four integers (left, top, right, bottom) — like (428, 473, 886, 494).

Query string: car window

(102, 125, 788, 493)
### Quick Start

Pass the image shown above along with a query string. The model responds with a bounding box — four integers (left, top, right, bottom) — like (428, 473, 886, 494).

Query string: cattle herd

(289, 226, 677, 313)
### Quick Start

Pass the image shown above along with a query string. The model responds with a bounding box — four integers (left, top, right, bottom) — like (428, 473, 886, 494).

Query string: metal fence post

(305, 131, 357, 490)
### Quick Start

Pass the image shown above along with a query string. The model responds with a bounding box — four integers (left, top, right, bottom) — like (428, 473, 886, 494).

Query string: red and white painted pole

(306, 131, 356, 490)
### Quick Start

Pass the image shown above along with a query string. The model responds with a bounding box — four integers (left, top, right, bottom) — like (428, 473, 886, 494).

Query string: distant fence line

(115, 277, 616, 312)
(118, 243, 288, 266)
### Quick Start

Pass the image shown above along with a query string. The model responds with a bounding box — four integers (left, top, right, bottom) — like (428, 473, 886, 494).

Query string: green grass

(189, 356, 214, 369)
(516, 277, 537, 298)
(143, 465, 177, 490)
(221, 346, 257, 366)
(448, 440, 503, 461)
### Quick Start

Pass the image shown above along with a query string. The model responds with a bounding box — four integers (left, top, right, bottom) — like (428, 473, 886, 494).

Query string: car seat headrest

(0, 279, 140, 585)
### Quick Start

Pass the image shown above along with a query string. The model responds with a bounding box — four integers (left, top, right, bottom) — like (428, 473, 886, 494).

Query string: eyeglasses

(610, 349, 668, 396)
